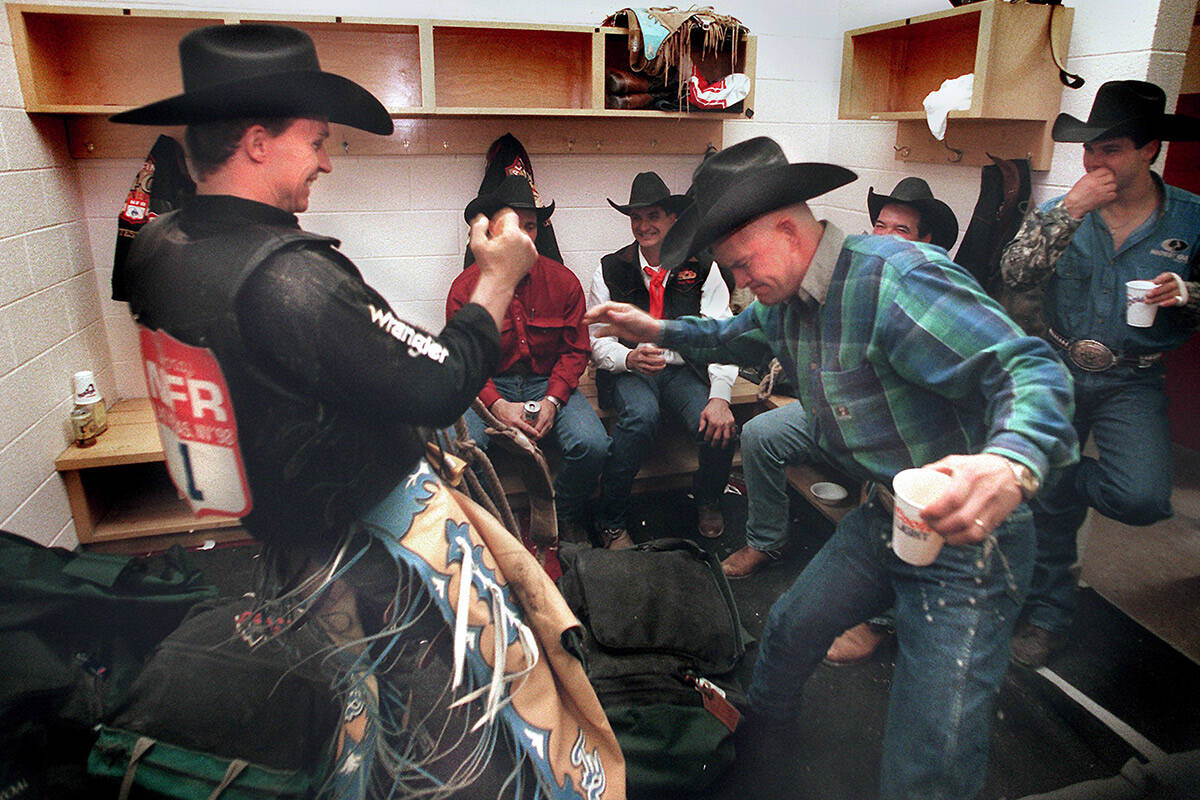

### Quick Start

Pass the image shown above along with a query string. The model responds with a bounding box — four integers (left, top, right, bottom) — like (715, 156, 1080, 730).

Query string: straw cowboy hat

(1051, 80, 1200, 143)
(110, 24, 393, 135)
(867, 177, 959, 251)
(463, 173, 555, 224)
(607, 171, 690, 215)
(660, 137, 856, 270)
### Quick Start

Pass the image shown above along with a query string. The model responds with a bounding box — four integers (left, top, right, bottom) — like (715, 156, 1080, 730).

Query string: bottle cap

(73, 370, 101, 405)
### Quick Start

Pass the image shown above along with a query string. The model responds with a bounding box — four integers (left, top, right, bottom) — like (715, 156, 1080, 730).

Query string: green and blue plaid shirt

(659, 224, 1079, 485)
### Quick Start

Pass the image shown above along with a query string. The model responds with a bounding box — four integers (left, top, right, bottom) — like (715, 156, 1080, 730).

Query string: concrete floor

(1081, 445, 1200, 664)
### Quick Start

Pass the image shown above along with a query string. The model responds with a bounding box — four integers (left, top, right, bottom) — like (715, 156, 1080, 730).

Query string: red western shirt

(446, 255, 590, 408)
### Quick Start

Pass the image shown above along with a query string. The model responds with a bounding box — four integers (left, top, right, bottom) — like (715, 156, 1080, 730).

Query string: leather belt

(1047, 328, 1162, 372)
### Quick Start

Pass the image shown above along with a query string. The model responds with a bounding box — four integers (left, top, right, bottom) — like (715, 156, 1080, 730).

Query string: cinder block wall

(0, 0, 1191, 546)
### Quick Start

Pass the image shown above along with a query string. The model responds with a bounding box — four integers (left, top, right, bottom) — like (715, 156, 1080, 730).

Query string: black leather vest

(595, 243, 715, 404)
(124, 209, 423, 548)
(600, 243, 712, 325)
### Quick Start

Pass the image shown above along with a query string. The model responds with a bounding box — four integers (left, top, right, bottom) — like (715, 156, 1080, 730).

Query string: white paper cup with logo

(891, 468, 952, 566)
(1125, 280, 1158, 327)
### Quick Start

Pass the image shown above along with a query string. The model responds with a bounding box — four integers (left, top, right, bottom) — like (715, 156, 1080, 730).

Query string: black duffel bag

(87, 596, 340, 799)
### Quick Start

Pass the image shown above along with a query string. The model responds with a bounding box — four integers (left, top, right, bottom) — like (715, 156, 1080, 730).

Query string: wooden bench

(758, 393, 863, 525)
(491, 368, 763, 507)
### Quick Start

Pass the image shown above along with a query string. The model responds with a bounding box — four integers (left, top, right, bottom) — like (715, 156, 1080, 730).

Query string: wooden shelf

(838, 0, 1073, 169)
(56, 398, 241, 546)
(7, 3, 755, 158)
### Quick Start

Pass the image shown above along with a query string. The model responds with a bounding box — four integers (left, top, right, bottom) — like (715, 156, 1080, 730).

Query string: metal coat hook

(944, 140, 963, 163)
(342, 140, 350, 153)
(893, 145, 911, 158)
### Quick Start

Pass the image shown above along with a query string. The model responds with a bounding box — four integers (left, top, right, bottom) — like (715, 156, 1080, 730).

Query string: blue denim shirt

(1043, 180, 1200, 354)
(658, 226, 1078, 486)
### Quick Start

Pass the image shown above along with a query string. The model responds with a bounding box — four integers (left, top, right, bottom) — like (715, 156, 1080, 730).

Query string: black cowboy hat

(867, 177, 959, 251)
(607, 171, 690, 215)
(463, 173, 555, 224)
(110, 24, 393, 135)
(659, 137, 857, 271)
(1051, 80, 1200, 144)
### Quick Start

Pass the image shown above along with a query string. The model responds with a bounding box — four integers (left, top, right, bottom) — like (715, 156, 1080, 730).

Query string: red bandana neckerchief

(643, 265, 667, 318)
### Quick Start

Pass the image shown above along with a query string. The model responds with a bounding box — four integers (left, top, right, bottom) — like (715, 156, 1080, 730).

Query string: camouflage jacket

(999, 198, 1200, 338)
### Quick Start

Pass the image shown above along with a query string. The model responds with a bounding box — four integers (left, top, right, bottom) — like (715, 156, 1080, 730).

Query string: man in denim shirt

(587, 137, 1077, 800)
(1001, 80, 1200, 667)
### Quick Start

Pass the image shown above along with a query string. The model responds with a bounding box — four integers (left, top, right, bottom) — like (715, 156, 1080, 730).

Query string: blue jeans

(747, 496, 1034, 800)
(595, 365, 734, 530)
(741, 402, 817, 553)
(1025, 365, 1173, 633)
(463, 375, 609, 524)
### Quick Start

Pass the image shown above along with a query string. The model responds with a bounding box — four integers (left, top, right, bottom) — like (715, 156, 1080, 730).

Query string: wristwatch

(546, 396, 563, 411)
(1007, 459, 1040, 500)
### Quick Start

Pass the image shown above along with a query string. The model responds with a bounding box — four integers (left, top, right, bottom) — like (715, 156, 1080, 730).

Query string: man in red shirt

(447, 175, 609, 541)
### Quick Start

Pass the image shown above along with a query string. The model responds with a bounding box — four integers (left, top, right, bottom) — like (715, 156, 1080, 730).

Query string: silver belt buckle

(1068, 339, 1116, 372)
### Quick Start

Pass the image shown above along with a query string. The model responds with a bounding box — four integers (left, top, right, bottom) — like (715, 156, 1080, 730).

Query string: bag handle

(118, 737, 156, 800)
(117, 736, 249, 800)
(209, 759, 250, 799)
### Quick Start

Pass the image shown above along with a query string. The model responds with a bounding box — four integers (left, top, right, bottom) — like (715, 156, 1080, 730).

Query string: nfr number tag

(139, 326, 252, 518)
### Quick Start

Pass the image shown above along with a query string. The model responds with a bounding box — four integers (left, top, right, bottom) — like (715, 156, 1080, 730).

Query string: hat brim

(464, 195, 554, 224)
(866, 188, 959, 251)
(607, 194, 690, 216)
(1051, 111, 1200, 143)
(661, 162, 857, 271)
(110, 70, 394, 135)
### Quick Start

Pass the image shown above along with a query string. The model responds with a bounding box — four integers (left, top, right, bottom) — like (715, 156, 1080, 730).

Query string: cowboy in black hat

(867, 177, 959, 251)
(586, 171, 737, 548)
(107, 25, 622, 798)
(1001, 79, 1200, 669)
(113, 23, 535, 550)
(449, 173, 609, 545)
(587, 135, 1076, 800)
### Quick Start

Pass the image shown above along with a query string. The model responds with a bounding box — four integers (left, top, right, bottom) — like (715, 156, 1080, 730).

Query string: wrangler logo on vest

(369, 304, 449, 363)
(139, 326, 252, 519)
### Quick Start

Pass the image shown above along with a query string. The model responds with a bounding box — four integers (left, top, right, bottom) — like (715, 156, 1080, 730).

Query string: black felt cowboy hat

(867, 177, 959, 251)
(110, 24, 393, 135)
(607, 171, 690, 215)
(1051, 80, 1200, 143)
(463, 173, 555, 224)
(660, 137, 856, 270)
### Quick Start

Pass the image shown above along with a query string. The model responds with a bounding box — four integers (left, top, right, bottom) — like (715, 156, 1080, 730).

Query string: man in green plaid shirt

(586, 137, 1078, 800)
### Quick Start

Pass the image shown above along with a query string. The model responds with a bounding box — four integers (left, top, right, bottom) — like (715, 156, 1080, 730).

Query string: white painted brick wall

(0, 0, 1190, 548)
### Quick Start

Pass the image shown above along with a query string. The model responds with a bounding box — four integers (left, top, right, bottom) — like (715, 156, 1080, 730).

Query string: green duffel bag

(88, 726, 316, 800)
(558, 538, 750, 798)
(86, 596, 339, 800)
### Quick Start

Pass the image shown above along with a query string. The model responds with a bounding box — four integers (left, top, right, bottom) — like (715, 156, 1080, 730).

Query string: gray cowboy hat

(660, 137, 857, 270)
(867, 177, 959, 251)
(608, 171, 690, 215)
(463, 173, 555, 224)
(1051, 80, 1200, 143)
(110, 24, 393, 135)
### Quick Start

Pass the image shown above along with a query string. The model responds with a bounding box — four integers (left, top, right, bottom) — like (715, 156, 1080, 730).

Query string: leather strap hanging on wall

(1029, 0, 1085, 88)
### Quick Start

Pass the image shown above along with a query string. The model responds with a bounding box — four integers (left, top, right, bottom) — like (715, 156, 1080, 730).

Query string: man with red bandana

(587, 171, 737, 549)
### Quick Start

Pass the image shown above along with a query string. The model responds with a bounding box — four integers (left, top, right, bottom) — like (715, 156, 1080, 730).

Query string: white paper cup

(1126, 280, 1158, 327)
(891, 468, 952, 566)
